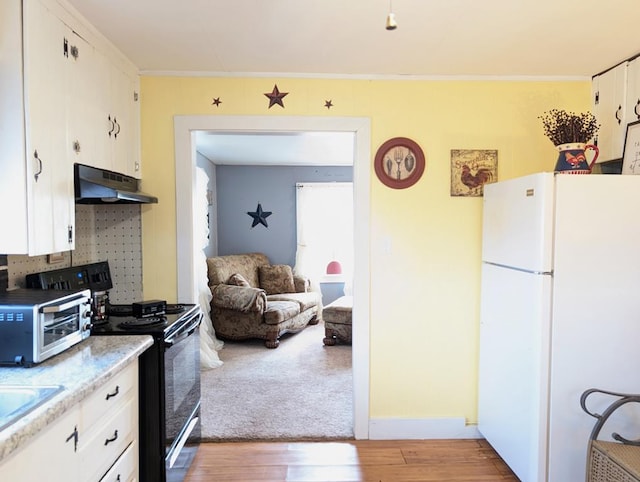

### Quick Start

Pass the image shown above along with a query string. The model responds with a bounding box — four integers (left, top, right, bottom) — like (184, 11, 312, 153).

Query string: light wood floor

(184, 439, 519, 482)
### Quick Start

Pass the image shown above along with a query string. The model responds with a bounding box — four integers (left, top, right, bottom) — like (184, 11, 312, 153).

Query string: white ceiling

(64, 0, 640, 165)
(66, 0, 639, 78)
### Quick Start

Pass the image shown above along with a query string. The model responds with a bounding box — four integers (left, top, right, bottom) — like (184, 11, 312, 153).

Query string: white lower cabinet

(0, 405, 81, 481)
(0, 361, 139, 481)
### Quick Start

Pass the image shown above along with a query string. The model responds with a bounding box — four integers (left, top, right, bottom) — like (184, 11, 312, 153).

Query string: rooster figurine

(460, 164, 493, 195)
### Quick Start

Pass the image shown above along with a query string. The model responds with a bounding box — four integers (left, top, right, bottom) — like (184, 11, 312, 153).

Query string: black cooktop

(91, 303, 198, 338)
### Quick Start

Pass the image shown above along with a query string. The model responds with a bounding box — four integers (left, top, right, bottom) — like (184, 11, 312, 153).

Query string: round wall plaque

(374, 137, 425, 189)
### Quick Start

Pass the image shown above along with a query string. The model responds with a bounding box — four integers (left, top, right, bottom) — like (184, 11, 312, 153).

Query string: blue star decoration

(264, 84, 288, 109)
(247, 203, 272, 228)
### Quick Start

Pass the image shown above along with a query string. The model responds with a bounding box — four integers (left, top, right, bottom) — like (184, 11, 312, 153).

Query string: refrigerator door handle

(483, 261, 553, 276)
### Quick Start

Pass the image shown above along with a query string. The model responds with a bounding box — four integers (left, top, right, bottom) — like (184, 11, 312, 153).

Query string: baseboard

(368, 417, 482, 440)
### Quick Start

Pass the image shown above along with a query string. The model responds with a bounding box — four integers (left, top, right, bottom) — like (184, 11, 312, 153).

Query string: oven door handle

(41, 298, 84, 313)
(164, 312, 202, 348)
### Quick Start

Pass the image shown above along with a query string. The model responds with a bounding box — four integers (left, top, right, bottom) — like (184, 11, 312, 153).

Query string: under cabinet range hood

(74, 164, 158, 204)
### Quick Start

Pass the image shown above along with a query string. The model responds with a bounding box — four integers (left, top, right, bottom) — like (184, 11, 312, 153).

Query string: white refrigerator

(478, 172, 640, 482)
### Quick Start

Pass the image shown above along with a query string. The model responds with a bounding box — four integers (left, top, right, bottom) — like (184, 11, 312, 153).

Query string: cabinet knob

(73, 140, 81, 153)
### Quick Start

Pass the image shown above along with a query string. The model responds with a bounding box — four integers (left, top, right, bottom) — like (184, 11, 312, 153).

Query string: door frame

(174, 115, 371, 439)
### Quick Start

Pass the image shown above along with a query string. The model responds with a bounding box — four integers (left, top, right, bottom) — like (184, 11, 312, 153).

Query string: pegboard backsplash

(7, 204, 143, 304)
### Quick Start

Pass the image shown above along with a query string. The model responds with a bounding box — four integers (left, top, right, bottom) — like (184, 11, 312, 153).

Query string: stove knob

(84, 310, 92, 319)
(83, 321, 93, 332)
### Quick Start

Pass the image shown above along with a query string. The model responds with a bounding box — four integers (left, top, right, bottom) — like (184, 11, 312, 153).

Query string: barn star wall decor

(207, 89, 334, 111)
(264, 84, 288, 109)
(247, 203, 272, 228)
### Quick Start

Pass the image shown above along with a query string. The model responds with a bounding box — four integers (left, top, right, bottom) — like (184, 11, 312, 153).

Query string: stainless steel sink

(0, 385, 64, 432)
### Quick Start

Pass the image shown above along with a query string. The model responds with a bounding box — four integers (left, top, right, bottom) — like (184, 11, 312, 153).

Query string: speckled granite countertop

(0, 335, 153, 464)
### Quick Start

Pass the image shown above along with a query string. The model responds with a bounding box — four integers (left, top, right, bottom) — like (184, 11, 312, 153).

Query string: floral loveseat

(206, 253, 321, 348)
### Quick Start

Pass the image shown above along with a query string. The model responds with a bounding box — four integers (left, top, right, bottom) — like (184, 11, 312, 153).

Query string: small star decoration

(324, 100, 333, 109)
(264, 84, 288, 109)
(212, 97, 222, 107)
(247, 203, 272, 228)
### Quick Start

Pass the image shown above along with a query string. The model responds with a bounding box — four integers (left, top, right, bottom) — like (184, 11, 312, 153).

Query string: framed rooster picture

(450, 149, 497, 197)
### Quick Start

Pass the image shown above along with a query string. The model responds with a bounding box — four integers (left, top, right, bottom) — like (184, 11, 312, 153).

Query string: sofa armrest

(293, 274, 310, 293)
(211, 284, 267, 313)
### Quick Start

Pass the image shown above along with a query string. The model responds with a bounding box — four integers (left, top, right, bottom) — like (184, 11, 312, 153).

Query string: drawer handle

(104, 430, 118, 446)
(105, 385, 120, 400)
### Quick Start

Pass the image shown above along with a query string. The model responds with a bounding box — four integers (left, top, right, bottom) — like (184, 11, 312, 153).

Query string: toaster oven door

(37, 294, 91, 363)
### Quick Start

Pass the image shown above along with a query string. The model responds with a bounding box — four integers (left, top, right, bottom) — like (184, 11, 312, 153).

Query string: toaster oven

(0, 289, 92, 366)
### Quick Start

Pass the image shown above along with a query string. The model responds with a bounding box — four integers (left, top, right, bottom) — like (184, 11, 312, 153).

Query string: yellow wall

(139, 76, 590, 423)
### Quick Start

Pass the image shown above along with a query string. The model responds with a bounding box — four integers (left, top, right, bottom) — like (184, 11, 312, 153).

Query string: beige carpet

(200, 321, 353, 441)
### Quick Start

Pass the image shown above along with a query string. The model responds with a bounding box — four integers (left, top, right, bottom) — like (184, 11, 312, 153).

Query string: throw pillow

(226, 273, 251, 287)
(258, 265, 295, 295)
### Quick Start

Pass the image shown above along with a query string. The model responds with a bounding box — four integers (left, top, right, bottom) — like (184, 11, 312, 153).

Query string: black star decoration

(324, 100, 333, 109)
(247, 203, 272, 228)
(212, 97, 222, 107)
(264, 84, 288, 109)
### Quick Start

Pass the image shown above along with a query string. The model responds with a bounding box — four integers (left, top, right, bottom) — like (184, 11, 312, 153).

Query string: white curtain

(195, 167, 224, 370)
(294, 182, 354, 300)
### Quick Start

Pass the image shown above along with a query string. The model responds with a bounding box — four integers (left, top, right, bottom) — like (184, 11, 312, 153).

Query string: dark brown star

(212, 97, 222, 106)
(264, 84, 288, 109)
(324, 100, 333, 109)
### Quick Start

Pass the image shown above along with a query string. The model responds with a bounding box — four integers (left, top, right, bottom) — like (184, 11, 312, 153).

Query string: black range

(92, 302, 203, 482)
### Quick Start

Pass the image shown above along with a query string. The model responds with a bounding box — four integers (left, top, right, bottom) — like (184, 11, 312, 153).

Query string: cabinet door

(626, 57, 640, 125)
(67, 30, 100, 170)
(0, 406, 81, 481)
(593, 62, 627, 163)
(92, 56, 140, 177)
(23, 0, 75, 255)
(110, 65, 134, 176)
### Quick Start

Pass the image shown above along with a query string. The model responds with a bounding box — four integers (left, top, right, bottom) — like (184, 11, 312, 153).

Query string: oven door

(38, 292, 91, 363)
(164, 311, 202, 482)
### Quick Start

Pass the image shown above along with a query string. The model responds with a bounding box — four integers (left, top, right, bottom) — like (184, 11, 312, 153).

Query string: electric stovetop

(91, 303, 198, 338)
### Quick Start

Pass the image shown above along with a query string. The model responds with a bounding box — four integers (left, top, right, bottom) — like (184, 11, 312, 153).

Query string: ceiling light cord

(386, 0, 397, 30)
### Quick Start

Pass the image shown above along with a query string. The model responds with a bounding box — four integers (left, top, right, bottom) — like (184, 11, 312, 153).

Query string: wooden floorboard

(184, 439, 519, 482)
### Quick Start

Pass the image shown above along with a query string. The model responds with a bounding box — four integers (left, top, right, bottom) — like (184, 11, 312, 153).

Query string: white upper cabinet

(108, 63, 141, 177)
(0, 0, 141, 256)
(626, 57, 640, 125)
(592, 62, 628, 163)
(63, 2, 141, 178)
(0, 0, 75, 256)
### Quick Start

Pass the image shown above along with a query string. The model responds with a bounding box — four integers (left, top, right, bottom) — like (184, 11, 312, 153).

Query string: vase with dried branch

(539, 109, 601, 174)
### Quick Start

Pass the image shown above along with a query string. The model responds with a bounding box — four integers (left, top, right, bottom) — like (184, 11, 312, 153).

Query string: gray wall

(216, 165, 353, 266)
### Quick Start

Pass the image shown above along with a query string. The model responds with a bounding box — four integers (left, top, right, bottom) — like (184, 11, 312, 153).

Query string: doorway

(174, 115, 371, 439)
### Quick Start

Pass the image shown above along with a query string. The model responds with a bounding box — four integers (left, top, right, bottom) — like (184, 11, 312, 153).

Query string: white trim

(174, 115, 371, 439)
(144, 70, 590, 82)
(369, 418, 482, 440)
